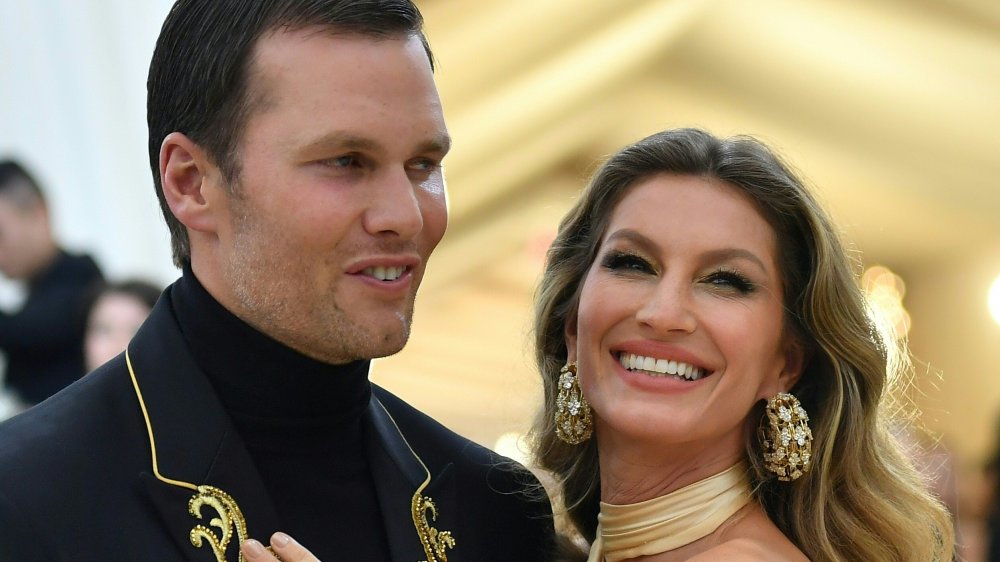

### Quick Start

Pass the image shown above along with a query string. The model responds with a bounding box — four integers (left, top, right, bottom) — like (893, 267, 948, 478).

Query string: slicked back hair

(147, 0, 433, 267)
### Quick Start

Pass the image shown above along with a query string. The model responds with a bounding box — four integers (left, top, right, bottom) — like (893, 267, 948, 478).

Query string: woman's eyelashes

(702, 268, 756, 294)
(600, 249, 757, 295)
(601, 249, 657, 275)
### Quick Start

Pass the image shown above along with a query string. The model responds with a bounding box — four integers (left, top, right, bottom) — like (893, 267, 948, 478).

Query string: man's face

(0, 196, 46, 280)
(201, 30, 450, 364)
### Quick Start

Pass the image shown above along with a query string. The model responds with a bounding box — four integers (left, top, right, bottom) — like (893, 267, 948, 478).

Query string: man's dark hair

(147, 0, 434, 267)
(0, 159, 46, 210)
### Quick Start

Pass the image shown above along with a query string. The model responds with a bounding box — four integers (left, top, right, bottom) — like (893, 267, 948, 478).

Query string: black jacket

(0, 250, 103, 404)
(0, 290, 554, 561)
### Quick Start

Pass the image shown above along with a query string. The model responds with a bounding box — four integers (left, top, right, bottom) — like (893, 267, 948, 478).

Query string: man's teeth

(363, 266, 406, 281)
(618, 353, 704, 381)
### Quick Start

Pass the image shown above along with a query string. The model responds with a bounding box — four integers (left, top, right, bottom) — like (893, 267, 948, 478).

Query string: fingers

(241, 532, 320, 562)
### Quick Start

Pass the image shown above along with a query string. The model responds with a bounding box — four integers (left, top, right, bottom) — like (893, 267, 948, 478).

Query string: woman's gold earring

(554, 362, 593, 445)
(760, 392, 812, 481)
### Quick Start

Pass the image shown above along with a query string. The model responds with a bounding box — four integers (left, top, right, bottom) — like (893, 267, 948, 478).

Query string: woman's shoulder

(687, 538, 808, 562)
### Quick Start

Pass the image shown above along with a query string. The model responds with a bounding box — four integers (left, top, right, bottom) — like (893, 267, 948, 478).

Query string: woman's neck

(597, 433, 744, 505)
(590, 461, 755, 562)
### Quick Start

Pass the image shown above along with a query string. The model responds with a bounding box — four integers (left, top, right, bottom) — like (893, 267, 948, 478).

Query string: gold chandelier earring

(554, 362, 593, 445)
(760, 392, 812, 481)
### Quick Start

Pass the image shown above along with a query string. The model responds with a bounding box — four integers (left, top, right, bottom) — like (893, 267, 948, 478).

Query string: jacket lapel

(129, 296, 280, 562)
(366, 396, 459, 562)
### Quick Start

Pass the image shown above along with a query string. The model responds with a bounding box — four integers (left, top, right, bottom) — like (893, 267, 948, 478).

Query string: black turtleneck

(171, 267, 389, 561)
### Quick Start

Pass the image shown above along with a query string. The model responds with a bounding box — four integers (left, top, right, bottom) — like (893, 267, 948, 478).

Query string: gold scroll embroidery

(189, 485, 250, 562)
(128, 351, 255, 562)
(412, 492, 456, 562)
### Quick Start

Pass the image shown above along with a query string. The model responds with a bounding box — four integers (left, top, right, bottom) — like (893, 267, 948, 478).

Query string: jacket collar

(365, 396, 459, 561)
(128, 295, 280, 562)
(127, 288, 458, 562)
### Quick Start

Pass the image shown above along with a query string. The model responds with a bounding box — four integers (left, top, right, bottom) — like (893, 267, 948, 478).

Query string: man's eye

(324, 155, 361, 168)
(408, 158, 441, 173)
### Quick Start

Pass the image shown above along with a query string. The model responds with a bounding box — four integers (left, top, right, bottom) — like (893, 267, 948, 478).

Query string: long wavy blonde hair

(530, 128, 954, 561)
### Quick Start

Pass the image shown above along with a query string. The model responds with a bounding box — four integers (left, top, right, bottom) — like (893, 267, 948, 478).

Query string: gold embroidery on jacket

(373, 398, 458, 562)
(412, 492, 456, 562)
(189, 485, 250, 562)
(127, 350, 252, 562)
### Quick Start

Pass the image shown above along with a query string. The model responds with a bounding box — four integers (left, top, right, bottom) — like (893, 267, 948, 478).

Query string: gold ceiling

(372, 0, 1000, 460)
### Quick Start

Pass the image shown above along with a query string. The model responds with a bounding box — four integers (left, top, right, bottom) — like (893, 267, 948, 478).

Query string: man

(0, 1, 554, 560)
(0, 160, 103, 406)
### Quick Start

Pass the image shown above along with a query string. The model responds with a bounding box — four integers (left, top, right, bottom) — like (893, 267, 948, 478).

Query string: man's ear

(159, 132, 221, 234)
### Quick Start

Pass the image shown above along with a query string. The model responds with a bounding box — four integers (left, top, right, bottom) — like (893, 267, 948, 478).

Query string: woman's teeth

(618, 352, 704, 381)
(363, 266, 405, 281)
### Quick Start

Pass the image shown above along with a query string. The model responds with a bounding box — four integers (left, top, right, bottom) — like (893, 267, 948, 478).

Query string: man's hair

(147, 0, 433, 267)
(0, 159, 46, 211)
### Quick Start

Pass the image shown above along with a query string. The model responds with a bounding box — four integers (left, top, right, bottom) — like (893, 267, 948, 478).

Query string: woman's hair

(84, 279, 162, 317)
(530, 128, 954, 561)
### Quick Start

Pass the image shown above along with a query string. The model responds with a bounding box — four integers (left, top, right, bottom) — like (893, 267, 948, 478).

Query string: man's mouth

(617, 352, 706, 382)
(361, 265, 408, 282)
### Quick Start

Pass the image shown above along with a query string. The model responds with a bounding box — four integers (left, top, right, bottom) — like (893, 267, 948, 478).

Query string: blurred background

(2, 0, 998, 557)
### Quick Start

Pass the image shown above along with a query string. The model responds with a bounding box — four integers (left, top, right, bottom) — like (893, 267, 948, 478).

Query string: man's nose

(362, 168, 424, 240)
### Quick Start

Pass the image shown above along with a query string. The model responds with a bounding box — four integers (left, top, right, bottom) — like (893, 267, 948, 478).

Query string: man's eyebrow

(422, 133, 452, 155)
(296, 132, 452, 156)
(297, 133, 380, 154)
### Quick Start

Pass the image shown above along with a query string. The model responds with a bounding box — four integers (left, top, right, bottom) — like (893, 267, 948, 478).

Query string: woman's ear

(759, 336, 808, 400)
(564, 314, 578, 364)
(159, 132, 222, 234)
(777, 337, 808, 392)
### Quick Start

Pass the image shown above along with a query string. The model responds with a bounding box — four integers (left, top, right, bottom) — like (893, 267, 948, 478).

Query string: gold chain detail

(412, 492, 456, 562)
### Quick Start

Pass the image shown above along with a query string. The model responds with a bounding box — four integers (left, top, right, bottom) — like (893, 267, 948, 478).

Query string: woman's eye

(704, 270, 756, 294)
(601, 251, 656, 275)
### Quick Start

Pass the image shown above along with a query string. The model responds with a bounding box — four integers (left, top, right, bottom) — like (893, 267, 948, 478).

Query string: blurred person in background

(82, 279, 161, 372)
(0, 159, 103, 407)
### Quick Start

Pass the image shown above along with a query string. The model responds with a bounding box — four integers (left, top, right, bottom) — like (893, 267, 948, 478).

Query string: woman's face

(85, 292, 152, 372)
(566, 174, 802, 460)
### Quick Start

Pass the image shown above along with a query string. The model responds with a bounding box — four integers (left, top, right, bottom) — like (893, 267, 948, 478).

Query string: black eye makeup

(702, 267, 756, 295)
(600, 248, 658, 275)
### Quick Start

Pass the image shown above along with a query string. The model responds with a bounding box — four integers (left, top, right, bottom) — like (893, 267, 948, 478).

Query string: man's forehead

(245, 28, 433, 108)
(252, 25, 425, 67)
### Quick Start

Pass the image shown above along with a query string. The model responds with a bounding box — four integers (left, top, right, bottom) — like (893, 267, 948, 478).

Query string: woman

(531, 128, 953, 560)
(239, 128, 954, 561)
(83, 279, 161, 372)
